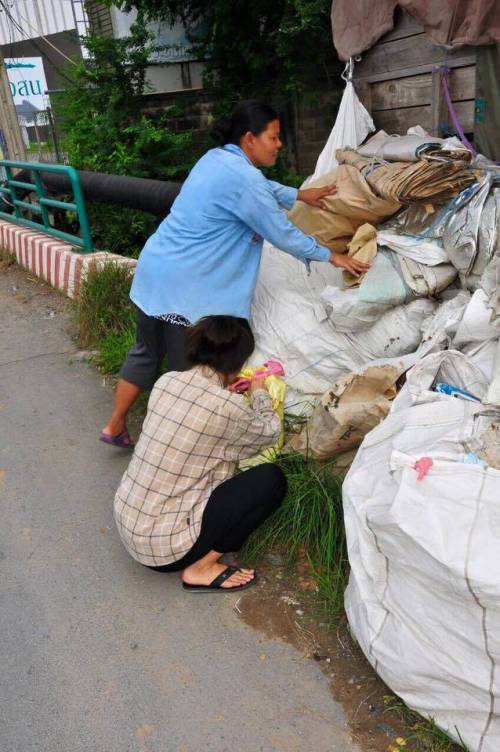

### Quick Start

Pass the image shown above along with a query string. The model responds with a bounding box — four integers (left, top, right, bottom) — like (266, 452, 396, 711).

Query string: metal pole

(46, 107, 61, 162)
(0, 49, 27, 162)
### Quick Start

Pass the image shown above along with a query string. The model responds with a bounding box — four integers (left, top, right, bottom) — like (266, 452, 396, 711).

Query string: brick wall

(140, 87, 343, 177)
(293, 90, 343, 175)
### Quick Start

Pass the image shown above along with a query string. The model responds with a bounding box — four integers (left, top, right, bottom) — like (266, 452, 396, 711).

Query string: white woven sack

(343, 351, 500, 752)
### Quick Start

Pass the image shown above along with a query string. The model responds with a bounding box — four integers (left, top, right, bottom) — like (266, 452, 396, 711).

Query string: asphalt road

(0, 266, 360, 752)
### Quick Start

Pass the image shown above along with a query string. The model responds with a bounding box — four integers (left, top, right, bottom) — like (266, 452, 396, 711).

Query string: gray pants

(119, 307, 187, 391)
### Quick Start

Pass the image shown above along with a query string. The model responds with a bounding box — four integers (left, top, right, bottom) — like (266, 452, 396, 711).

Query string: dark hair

(185, 315, 255, 375)
(211, 100, 278, 146)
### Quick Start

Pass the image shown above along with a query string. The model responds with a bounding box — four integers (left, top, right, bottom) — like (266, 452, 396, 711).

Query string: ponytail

(210, 100, 278, 146)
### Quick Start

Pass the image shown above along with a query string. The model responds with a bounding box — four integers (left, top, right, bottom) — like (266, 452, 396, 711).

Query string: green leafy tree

(112, 0, 339, 114)
(55, 20, 196, 179)
(54, 19, 201, 254)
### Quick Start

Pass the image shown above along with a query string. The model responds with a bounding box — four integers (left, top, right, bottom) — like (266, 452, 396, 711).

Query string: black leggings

(148, 463, 288, 573)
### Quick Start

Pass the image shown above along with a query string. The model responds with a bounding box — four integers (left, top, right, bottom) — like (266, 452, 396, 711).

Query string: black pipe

(15, 168, 182, 218)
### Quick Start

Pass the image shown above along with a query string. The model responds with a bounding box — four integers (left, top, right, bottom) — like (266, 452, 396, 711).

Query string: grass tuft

(75, 263, 135, 372)
(241, 453, 348, 617)
(95, 326, 136, 374)
(384, 695, 470, 752)
(0, 246, 16, 268)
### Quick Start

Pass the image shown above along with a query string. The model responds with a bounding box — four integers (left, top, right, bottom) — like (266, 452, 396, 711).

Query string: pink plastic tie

(228, 360, 285, 393)
(414, 457, 433, 481)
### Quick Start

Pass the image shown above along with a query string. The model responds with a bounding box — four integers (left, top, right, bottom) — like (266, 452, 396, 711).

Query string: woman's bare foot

(182, 551, 254, 589)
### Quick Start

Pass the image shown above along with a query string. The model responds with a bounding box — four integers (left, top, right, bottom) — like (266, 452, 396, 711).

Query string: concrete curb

(0, 219, 137, 299)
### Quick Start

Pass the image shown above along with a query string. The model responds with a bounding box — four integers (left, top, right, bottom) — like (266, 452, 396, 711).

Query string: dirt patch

(0, 261, 68, 318)
(237, 559, 418, 752)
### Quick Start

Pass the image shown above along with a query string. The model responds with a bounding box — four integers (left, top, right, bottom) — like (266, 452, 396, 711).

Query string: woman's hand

(329, 251, 371, 277)
(297, 184, 337, 210)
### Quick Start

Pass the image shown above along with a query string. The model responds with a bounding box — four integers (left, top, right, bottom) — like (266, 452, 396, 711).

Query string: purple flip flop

(99, 429, 135, 450)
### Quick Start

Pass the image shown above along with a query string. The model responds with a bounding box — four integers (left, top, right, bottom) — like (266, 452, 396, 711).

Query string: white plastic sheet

(311, 81, 374, 180)
(356, 127, 467, 162)
(377, 231, 449, 266)
(453, 289, 500, 347)
(485, 340, 500, 406)
(250, 241, 436, 408)
(343, 350, 500, 752)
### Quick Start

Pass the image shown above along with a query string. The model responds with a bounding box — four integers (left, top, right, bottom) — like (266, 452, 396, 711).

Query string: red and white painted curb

(0, 219, 137, 299)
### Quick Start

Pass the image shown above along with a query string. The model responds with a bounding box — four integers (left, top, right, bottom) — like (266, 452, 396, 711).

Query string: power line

(0, 1, 78, 66)
(0, 1, 76, 84)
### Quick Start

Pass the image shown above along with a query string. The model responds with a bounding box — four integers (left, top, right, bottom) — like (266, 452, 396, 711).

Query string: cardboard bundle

(336, 148, 476, 204)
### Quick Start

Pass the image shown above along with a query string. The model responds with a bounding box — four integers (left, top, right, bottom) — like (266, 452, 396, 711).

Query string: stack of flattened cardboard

(336, 147, 476, 204)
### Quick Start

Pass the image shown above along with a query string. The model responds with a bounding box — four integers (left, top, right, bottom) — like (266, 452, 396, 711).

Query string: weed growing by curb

(0, 246, 16, 269)
(241, 453, 348, 618)
(75, 263, 135, 371)
(383, 695, 470, 752)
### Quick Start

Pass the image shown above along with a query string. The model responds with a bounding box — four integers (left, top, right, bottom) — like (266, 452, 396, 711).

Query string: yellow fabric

(238, 369, 287, 469)
(342, 222, 378, 287)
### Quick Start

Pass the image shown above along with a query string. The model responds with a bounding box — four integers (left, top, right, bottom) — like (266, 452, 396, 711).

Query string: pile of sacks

(250, 127, 500, 752)
(250, 128, 499, 453)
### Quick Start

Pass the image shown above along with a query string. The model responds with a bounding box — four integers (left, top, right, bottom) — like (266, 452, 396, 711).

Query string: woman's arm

(235, 179, 371, 276)
(267, 180, 337, 211)
(234, 179, 331, 264)
(220, 384, 282, 462)
(266, 180, 297, 210)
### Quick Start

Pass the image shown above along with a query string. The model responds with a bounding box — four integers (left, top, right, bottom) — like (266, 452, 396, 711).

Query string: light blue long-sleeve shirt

(130, 144, 331, 322)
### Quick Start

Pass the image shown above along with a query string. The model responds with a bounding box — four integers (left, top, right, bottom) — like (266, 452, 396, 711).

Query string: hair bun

(210, 117, 232, 145)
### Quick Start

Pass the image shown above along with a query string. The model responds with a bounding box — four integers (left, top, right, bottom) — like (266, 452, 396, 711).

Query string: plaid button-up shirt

(114, 366, 281, 566)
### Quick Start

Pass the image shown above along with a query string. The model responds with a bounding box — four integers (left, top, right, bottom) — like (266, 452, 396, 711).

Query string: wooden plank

(372, 99, 475, 135)
(370, 66, 476, 110)
(355, 32, 477, 79)
(354, 55, 476, 84)
(378, 8, 423, 43)
(355, 80, 372, 112)
(373, 104, 432, 133)
(452, 100, 475, 133)
(431, 69, 445, 136)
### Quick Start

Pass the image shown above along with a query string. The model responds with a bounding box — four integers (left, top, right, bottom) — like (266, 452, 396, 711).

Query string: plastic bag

(320, 286, 393, 333)
(250, 243, 436, 407)
(237, 365, 287, 469)
(443, 176, 492, 274)
(311, 81, 374, 180)
(377, 231, 449, 266)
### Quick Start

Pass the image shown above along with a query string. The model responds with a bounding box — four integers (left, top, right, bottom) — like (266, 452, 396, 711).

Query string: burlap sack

(288, 165, 400, 252)
(342, 223, 378, 287)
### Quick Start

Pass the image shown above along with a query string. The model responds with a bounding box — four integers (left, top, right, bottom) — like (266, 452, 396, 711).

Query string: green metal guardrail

(0, 161, 93, 252)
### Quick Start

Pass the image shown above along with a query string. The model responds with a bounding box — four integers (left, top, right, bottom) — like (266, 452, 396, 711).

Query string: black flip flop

(182, 565, 258, 593)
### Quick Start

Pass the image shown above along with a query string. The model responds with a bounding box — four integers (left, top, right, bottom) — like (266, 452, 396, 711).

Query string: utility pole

(0, 48, 27, 162)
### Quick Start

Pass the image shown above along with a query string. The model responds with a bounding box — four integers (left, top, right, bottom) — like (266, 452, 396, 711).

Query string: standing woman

(100, 100, 369, 448)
